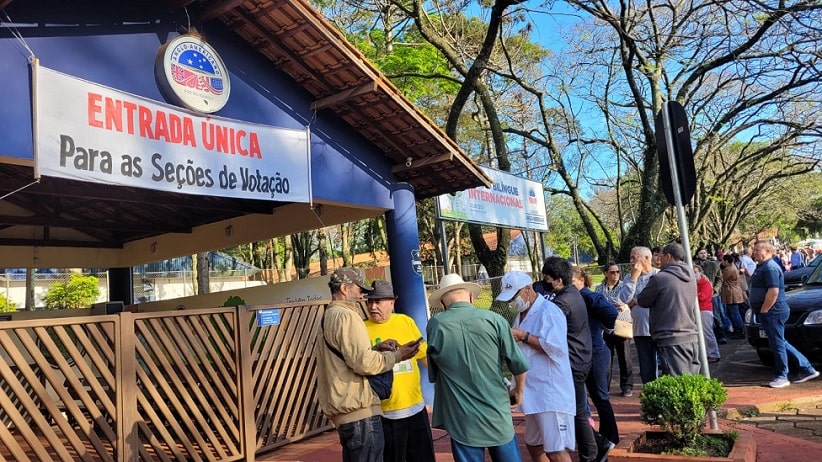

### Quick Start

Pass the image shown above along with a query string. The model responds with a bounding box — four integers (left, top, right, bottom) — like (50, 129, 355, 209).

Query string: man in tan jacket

(316, 267, 421, 462)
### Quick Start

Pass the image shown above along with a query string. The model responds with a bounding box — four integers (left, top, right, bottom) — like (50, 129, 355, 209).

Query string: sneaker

(596, 438, 616, 462)
(793, 370, 820, 384)
(769, 377, 791, 388)
(621, 390, 633, 397)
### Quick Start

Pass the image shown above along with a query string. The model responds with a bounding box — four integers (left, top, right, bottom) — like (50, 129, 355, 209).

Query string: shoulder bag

(320, 313, 394, 399)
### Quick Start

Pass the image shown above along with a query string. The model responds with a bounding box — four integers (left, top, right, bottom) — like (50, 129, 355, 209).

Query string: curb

(719, 396, 822, 420)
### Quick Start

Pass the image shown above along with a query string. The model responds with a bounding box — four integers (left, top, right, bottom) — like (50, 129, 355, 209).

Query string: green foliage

(43, 274, 101, 310)
(0, 293, 15, 313)
(223, 295, 246, 307)
(640, 374, 727, 448)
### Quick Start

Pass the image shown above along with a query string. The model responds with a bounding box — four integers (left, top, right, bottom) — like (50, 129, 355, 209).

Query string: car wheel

(756, 348, 775, 367)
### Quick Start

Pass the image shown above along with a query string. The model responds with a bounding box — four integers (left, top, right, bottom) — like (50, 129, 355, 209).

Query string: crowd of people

(314, 239, 820, 462)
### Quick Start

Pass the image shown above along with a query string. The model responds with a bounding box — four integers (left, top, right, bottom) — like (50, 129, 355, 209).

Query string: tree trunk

(340, 223, 354, 267)
(282, 236, 294, 282)
(318, 228, 329, 276)
(195, 252, 209, 295)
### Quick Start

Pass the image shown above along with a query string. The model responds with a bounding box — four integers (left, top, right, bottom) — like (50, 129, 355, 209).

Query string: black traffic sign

(655, 101, 696, 206)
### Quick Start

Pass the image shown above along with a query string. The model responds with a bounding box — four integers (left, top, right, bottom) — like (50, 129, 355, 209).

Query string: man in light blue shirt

(616, 246, 659, 384)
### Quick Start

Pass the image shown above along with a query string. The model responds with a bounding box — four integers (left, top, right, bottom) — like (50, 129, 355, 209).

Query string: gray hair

(632, 246, 652, 259)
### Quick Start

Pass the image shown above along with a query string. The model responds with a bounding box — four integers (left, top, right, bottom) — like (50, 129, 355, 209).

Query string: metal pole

(661, 102, 718, 430)
(433, 199, 450, 275)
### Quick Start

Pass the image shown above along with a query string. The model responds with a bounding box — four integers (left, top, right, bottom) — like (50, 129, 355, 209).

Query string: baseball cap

(329, 267, 371, 291)
(495, 271, 533, 302)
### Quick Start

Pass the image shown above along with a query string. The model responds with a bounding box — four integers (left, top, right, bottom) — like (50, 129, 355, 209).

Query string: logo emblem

(155, 33, 230, 113)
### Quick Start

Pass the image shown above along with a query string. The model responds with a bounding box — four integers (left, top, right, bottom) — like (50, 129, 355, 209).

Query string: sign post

(655, 100, 717, 430)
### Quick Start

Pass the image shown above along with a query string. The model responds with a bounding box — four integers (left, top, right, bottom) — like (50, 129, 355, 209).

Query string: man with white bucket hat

(426, 273, 529, 462)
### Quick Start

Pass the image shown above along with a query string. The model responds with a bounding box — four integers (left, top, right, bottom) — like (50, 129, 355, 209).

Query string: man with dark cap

(364, 280, 434, 462)
(316, 268, 422, 462)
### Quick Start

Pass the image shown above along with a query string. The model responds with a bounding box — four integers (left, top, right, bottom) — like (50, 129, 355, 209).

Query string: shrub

(0, 293, 15, 313)
(640, 374, 728, 447)
(43, 274, 101, 309)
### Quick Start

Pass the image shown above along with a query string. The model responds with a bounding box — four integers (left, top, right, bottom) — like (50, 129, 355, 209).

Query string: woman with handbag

(595, 264, 635, 397)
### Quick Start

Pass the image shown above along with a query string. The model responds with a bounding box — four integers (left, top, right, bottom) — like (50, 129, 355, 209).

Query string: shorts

(524, 411, 576, 453)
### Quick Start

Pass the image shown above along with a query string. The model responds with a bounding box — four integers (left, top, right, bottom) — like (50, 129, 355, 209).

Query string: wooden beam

(0, 238, 124, 249)
(196, 0, 246, 22)
(311, 82, 378, 111)
(390, 153, 453, 175)
(0, 215, 191, 233)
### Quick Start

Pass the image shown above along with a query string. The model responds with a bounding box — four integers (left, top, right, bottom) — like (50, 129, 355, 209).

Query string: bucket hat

(366, 280, 397, 299)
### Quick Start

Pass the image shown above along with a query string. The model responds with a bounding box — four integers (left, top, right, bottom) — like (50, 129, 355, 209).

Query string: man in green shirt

(427, 273, 529, 462)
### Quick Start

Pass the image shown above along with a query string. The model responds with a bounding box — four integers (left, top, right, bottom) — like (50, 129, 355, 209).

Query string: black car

(745, 261, 822, 366)
(784, 253, 822, 290)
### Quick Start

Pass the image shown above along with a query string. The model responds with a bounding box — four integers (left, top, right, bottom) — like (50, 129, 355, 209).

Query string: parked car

(784, 253, 822, 290)
(745, 261, 822, 366)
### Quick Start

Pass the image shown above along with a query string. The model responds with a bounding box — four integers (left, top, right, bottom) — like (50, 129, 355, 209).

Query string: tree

(556, 0, 822, 258)
(292, 231, 318, 279)
(318, 0, 822, 265)
(43, 274, 101, 310)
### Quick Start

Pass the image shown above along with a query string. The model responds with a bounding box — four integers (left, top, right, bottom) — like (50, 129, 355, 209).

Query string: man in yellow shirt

(364, 280, 435, 462)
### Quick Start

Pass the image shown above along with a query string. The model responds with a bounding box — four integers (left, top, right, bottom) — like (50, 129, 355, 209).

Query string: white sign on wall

(436, 166, 548, 231)
(34, 65, 310, 202)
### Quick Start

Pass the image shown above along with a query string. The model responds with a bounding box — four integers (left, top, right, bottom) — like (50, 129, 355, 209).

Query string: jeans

(634, 336, 658, 384)
(725, 303, 743, 331)
(700, 311, 721, 359)
(585, 348, 618, 444)
(574, 376, 598, 462)
(759, 307, 815, 380)
(713, 296, 731, 332)
(604, 333, 634, 393)
(450, 435, 522, 462)
(337, 415, 385, 462)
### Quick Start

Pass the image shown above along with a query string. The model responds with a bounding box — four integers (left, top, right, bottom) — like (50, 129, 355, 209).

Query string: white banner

(34, 65, 310, 202)
(437, 167, 548, 231)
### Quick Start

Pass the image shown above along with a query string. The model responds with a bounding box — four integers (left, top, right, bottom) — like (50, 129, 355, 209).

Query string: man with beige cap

(426, 273, 529, 462)
(316, 267, 422, 462)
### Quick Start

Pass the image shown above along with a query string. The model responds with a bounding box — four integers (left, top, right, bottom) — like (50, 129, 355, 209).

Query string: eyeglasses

(607, 270, 620, 274)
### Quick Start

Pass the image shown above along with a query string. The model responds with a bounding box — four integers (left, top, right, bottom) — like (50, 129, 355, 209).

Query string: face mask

(511, 295, 530, 313)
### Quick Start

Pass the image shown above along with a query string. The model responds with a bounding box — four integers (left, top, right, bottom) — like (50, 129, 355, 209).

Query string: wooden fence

(0, 302, 340, 461)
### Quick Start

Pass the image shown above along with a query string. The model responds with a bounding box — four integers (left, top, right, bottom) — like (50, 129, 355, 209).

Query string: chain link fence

(1, 269, 262, 310)
(426, 263, 634, 327)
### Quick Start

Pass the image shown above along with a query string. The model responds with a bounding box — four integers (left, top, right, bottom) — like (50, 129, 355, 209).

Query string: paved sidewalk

(262, 336, 822, 461)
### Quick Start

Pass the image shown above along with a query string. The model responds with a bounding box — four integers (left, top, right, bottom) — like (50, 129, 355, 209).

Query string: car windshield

(806, 259, 822, 285)
(810, 254, 822, 268)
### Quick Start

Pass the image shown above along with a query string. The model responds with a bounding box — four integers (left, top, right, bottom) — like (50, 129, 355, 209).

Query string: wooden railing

(0, 302, 340, 461)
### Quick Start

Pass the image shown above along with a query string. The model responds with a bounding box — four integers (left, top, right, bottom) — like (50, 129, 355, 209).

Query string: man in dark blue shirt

(751, 241, 819, 388)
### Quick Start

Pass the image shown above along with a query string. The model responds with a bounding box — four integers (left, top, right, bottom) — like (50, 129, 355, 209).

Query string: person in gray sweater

(637, 242, 700, 377)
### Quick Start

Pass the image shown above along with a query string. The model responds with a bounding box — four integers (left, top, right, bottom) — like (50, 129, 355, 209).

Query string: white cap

(495, 271, 533, 302)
